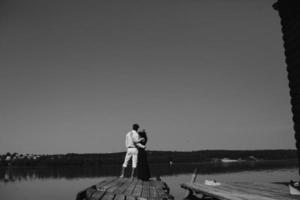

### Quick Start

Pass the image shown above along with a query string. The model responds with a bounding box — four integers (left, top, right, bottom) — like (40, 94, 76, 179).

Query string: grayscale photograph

(0, 0, 299, 200)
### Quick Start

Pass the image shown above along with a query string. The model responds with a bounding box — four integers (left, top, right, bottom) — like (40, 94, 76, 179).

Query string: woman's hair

(138, 129, 148, 143)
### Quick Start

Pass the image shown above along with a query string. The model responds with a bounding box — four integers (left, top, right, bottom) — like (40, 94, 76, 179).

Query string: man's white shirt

(125, 130, 139, 148)
(123, 130, 140, 168)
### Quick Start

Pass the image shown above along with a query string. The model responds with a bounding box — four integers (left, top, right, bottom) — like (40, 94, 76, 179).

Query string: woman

(137, 129, 151, 181)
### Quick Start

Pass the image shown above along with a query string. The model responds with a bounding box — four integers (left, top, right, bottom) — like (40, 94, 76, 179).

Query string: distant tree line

(0, 150, 297, 167)
(1, 159, 297, 183)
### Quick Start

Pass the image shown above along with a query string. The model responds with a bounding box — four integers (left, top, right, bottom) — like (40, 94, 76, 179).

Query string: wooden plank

(150, 181, 164, 192)
(222, 182, 296, 200)
(101, 192, 115, 200)
(181, 182, 300, 200)
(147, 198, 163, 200)
(123, 179, 138, 196)
(141, 181, 150, 198)
(154, 181, 169, 194)
(96, 177, 116, 187)
(151, 181, 172, 199)
(123, 180, 135, 196)
(77, 179, 111, 200)
(146, 198, 160, 200)
(245, 182, 289, 194)
(208, 184, 274, 200)
(99, 178, 120, 191)
(114, 179, 133, 194)
(156, 188, 166, 196)
(241, 183, 300, 200)
(114, 194, 125, 200)
(96, 177, 118, 190)
(86, 188, 97, 199)
(149, 185, 158, 198)
(78, 178, 173, 200)
(155, 185, 173, 200)
(90, 191, 106, 200)
(224, 183, 288, 199)
(132, 179, 143, 197)
(106, 178, 128, 193)
(149, 181, 161, 198)
(126, 196, 137, 200)
(232, 182, 287, 192)
(151, 180, 165, 189)
(217, 184, 286, 200)
(182, 183, 248, 200)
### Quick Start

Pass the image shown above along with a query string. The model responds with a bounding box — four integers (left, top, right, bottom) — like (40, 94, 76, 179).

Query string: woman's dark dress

(137, 131, 151, 181)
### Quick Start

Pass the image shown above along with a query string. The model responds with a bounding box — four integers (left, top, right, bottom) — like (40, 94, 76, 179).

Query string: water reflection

(0, 159, 297, 183)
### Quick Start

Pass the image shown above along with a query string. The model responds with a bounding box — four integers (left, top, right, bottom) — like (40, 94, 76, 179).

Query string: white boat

(204, 180, 221, 186)
(289, 181, 300, 195)
(221, 158, 238, 163)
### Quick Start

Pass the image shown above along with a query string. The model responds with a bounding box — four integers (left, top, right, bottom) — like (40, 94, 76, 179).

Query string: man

(120, 123, 145, 179)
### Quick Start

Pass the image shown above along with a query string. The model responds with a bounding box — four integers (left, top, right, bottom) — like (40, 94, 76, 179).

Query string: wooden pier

(181, 181, 300, 200)
(76, 177, 174, 200)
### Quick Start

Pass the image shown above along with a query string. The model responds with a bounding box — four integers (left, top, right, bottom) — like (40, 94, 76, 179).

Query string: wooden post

(184, 168, 198, 199)
(190, 168, 198, 184)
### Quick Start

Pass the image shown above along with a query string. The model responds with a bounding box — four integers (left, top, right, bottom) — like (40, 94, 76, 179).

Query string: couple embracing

(120, 123, 151, 181)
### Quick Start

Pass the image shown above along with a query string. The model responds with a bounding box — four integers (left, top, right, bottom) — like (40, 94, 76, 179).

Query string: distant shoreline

(1, 158, 298, 167)
(1, 149, 297, 168)
(1, 159, 297, 182)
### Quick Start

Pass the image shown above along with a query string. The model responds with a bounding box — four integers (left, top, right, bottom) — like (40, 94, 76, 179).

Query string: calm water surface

(0, 160, 298, 200)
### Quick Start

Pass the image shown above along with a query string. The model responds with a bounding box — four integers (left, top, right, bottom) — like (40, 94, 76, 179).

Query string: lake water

(0, 160, 298, 200)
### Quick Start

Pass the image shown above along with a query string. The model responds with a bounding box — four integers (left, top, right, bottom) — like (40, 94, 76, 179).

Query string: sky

(0, 0, 294, 154)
